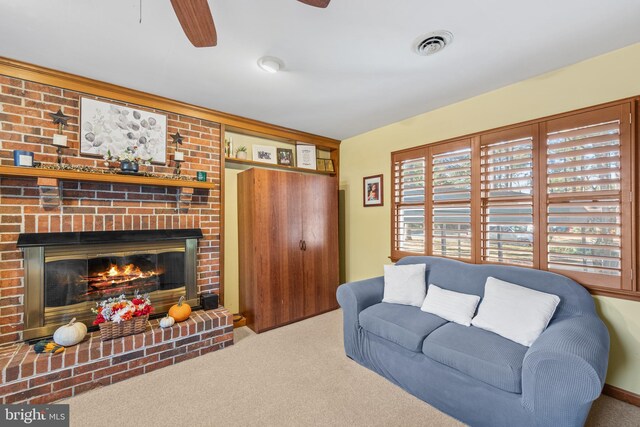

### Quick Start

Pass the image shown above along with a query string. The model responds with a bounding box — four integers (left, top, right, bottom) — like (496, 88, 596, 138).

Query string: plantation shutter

(480, 126, 537, 267)
(541, 105, 632, 290)
(429, 140, 472, 260)
(392, 149, 427, 258)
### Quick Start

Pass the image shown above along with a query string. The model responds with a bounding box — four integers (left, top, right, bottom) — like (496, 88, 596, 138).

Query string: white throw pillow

(471, 277, 561, 347)
(420, 284, 481, 326)
(382, 264, 427, 307)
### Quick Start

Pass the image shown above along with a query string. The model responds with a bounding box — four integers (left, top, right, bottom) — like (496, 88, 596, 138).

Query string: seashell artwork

(80, 97, 167, 163)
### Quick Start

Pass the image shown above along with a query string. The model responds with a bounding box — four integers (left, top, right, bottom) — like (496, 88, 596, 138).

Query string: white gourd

(159, 315, 175, 328)
(53, 318, 87, 346)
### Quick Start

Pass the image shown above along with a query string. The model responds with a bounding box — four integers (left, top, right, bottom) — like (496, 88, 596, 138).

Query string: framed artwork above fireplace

(18, 229, 201, 340)
(80, 97, 168, 164)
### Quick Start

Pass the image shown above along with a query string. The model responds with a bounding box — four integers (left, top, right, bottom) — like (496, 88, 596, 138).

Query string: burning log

(80, 263, 161, 291)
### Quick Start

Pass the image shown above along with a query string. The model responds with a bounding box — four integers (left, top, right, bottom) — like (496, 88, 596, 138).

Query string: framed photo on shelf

(363, 174, 383, 207)
(324, 159, 335, 172)
(252, 145, 277, 164)
(316, 158, 326, 171)
(296, 143, 316, 170)
(80, 97, 167, 164)
(277, 148, 294, 166)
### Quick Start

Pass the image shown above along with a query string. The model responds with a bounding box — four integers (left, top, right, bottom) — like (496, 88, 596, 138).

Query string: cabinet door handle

(299, 240, 304, 250)
(302, 240, 307, 251)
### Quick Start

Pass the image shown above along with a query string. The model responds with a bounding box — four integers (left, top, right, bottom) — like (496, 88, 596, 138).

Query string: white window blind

(430, 143, 472, 260)
(481, 130, 535, 266)
(393, 153, 426, 255)
(543, 105, 631, 289)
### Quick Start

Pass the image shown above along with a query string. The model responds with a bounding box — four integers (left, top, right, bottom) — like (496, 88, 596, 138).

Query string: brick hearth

(0, 308, 233, 404)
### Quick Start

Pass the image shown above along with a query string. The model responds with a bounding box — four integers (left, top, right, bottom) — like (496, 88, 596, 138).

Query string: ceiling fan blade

(170, 0, 217, 47)
(297, 0, 331, 8)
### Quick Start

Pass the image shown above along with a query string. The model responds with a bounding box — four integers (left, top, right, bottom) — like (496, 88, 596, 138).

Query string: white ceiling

(1, 0, 639, 140)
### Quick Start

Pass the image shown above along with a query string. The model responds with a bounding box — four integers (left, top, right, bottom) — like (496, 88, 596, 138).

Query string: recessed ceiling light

(257, 56, 284, 73)
(413, 31, 453, 56)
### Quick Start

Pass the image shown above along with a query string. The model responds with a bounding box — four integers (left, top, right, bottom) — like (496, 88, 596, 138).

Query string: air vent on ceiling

(414, 31, 453, 56)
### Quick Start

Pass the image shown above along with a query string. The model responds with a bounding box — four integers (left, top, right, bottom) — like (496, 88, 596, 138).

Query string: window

(540, 105, 632, 290)
(480, 126, 537, 267)
(391, 100, 636, 298)
(430, 141, 472, 260)
(393, 150, 427, 256)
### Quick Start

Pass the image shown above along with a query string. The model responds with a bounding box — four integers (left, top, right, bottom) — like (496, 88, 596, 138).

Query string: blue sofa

(336, 256, 609, 427)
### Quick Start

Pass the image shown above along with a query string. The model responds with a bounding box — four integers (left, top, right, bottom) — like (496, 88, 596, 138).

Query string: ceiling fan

(170, 0, 331, 48)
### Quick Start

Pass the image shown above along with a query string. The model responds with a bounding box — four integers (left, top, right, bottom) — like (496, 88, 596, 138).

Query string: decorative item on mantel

(92, 292, 153, 341)
(13, 150, 34, 167)
(171, 131, 185, 176)
(33, 162, 199, 182)
(49, 108, 71, 165)
(104, 146, 151, 174)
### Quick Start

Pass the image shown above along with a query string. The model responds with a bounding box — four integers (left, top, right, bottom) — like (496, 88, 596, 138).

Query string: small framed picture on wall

(363, 174, 383, 207)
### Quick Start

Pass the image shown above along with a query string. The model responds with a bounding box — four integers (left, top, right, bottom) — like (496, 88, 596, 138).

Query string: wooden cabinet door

(240, 169, 304, 331)
(301, 174, 339, 316)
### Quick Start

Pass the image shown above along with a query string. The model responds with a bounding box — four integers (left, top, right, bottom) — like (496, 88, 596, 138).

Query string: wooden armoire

(238, 168, 339, 333)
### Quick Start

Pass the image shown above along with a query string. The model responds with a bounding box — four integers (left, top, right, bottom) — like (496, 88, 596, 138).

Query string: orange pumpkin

(168, 296, 191, 322)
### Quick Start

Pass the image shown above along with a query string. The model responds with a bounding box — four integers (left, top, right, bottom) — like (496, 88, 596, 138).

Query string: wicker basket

(98, 315, 149, 341)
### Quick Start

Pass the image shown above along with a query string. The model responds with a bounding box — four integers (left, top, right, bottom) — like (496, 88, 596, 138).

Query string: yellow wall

(340, 43, 640, 394)
(224, 167, 241, 315)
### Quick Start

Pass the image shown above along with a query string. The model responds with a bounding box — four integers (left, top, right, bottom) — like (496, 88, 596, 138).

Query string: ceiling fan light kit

(257, 56, 285, 73)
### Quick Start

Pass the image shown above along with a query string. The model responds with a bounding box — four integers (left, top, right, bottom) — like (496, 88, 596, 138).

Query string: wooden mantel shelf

(0, 165, 216, 190)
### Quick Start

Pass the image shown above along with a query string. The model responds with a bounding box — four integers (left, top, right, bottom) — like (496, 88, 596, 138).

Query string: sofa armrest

(336, 277, 384, 360)
(521, 315, 609, 425)
(337, 276, 384, 318)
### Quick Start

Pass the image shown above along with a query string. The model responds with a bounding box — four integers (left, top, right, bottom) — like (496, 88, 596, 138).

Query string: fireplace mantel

(0, 165, 216, 190)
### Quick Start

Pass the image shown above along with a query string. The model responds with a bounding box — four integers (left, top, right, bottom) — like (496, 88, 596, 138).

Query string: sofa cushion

(422, 323, 528, 393)
(360, 303, 447, 352)
(471, 276, 561, 346)
(382, 263, 427, 307)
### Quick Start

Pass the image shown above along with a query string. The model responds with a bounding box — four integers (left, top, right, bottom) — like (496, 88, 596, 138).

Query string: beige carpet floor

(63, 310, 639, 426)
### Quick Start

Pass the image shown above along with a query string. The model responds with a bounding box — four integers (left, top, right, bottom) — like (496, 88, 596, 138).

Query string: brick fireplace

(0, 73, 232, 403)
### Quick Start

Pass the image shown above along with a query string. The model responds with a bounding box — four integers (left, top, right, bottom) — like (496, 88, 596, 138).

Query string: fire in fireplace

(46, 251, 183, 307)
(18, 229, 201, 340)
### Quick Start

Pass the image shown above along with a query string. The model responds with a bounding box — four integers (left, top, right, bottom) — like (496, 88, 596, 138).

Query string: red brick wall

(0, 74, 221, 345)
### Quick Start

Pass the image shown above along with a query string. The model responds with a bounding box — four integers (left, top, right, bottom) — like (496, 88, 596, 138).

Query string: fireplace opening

(18, 229, 201, 340)
(45, 251, 184, 307)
